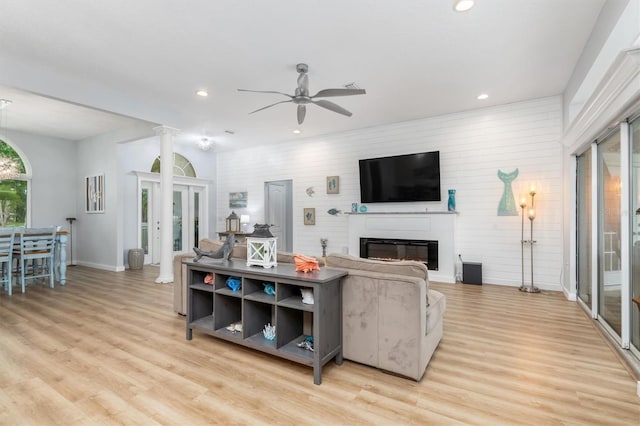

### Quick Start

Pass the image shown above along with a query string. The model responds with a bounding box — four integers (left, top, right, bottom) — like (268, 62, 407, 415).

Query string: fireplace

(348, 212, 455, 282)
(360, 237, 438, 270)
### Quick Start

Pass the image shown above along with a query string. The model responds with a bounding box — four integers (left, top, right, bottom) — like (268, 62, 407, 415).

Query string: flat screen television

(359, 151, 441, 203)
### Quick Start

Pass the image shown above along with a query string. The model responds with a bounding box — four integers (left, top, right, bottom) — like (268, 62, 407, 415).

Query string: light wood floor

(1, 266, 639, 425)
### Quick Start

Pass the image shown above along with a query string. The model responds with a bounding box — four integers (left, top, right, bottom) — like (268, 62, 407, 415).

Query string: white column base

(155, 275, 174, 284)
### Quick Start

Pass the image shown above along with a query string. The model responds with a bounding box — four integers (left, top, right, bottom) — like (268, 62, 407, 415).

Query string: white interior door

(139, 179, 207, 264)
(265, 180, 292, 252)
(141, 181, 154, 264)
(151, 182, 161, 264)
(173, 186, 189, 253)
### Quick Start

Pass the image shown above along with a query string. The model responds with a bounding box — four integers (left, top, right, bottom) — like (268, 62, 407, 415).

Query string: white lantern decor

(246, 237, 277, 268)
(246, 224, 278, 268)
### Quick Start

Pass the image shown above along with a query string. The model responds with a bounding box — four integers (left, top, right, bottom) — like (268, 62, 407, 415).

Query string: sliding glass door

(598, 131, 622, 335)
(629, 119, 640, 353)
(577, 149, 592, 305)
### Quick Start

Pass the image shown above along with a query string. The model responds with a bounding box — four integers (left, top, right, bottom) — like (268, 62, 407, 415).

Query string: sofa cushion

(326, 253, 429, 305)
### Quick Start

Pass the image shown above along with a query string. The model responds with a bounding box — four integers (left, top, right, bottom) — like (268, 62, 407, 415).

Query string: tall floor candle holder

(519, 186, 540, 293)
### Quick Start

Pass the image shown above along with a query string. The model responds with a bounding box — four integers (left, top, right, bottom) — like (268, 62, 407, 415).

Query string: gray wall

(0, 128, 77, 258)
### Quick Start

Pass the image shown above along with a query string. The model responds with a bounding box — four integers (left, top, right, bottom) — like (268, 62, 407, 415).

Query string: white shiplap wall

(216, 96, 563, 290)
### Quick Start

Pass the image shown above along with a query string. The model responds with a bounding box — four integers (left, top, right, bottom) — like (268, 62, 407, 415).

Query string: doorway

(265, 180, 293, 253)
(138, 177, 208, 264)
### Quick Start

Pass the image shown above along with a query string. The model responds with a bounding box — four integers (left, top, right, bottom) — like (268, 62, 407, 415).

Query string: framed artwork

(326, 176, 339, 194)
(229, 191, 248, 208)
(85, 174, 105, 213)
(303, 208, 316, 225)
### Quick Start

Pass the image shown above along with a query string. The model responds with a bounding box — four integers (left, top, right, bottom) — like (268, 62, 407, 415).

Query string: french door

(139, 178, 207, 265)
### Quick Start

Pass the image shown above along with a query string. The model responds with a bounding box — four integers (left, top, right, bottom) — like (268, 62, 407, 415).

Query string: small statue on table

(193, 234, 235, 263)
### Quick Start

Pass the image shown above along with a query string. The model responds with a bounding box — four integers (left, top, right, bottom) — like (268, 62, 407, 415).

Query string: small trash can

(462, 262, 482, 285)
(128, 248, 144, 270)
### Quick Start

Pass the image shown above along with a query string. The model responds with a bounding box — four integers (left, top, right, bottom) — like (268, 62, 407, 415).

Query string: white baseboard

(75, 261, 123, 272)
(474, 278, 563, 292)
(563, 287, 577, 301)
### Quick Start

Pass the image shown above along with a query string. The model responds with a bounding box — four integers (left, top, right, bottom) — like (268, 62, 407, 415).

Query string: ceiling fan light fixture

(292, 129, 301, 134)
(453, 0, 475, 12)
(196, 90, 208, 97)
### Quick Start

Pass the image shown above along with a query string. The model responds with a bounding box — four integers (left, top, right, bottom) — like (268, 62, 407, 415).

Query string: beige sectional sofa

(325, 253, 445, 381)
(173, 239, 445, 381)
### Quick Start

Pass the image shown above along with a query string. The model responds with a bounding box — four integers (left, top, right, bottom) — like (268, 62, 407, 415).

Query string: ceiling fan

(238, 63, 366, 125)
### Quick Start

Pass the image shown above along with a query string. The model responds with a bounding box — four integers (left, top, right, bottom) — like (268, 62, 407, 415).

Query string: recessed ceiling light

(196, 90, 208, 97)
(477, 93, 489, 100)
(292, 129, 301, 134)
(453, 0, 475, 12)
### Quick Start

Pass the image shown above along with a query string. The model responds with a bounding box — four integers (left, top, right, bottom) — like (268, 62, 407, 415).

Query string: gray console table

(185, 259, 346, 385)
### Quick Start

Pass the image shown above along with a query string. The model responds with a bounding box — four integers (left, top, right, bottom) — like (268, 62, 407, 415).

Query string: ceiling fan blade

(297, 105, 306, 125)
(249, 99, 292, 114)
(312, 88, 366, 98)
(311, 99, 352, 117)
(238, 89, 293, 98)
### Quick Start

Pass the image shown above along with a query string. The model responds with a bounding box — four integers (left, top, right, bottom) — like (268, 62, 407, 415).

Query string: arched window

(150, 153, 196, 177)
(0, 139, 27, 226)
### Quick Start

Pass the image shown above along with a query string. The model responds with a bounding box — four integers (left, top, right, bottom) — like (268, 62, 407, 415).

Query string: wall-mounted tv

(359, 151, 441, 203)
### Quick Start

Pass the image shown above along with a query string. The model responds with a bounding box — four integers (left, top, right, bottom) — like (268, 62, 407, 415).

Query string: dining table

(12, 229, 69, 285)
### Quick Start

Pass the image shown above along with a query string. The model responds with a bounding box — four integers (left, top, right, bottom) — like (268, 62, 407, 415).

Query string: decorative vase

(447, 189, 456, 212)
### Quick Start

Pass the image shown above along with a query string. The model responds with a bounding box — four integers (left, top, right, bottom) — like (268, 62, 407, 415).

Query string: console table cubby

(185, 259, 346, 385)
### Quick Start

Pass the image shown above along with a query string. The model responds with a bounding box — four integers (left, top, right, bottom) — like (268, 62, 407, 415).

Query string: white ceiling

(0, 0, 607, 151)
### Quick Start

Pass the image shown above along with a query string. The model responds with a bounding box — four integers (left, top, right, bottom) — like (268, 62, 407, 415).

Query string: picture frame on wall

(85, 174, 105, 213)
(229, 191, 248, 208)
(326, 176, 339, 194)
(303, 208, 316, 225)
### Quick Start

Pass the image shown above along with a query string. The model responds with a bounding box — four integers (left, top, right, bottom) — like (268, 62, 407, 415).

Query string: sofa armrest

(341, 269, 428, 379)
(173, 252, 196, 315)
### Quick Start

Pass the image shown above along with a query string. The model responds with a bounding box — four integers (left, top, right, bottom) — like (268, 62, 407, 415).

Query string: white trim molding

(563, 47, 640, 152)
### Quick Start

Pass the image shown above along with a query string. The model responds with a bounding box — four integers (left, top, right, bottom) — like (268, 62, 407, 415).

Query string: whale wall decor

(497, 168, 519, 216)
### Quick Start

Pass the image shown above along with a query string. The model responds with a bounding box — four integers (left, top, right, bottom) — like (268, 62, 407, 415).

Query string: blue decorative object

(497, 169, 519, 216)
(327, 208, 341, 216)
(351, 202, 358, 212)
(263, 323, 276, 340)
(263, 282, 275, 295)
(359, 204, 367, 213)
(226, 276, 241, 292)
(447, 189, 456, 211)
(297, 335, 314, 351)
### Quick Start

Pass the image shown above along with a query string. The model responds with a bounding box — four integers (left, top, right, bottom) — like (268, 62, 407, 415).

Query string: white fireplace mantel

(347, 212, 457, 283)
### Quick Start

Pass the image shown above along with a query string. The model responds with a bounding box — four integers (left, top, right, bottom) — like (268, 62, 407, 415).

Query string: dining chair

(14, 227, 56, 293)
(0, 227, 16, 296)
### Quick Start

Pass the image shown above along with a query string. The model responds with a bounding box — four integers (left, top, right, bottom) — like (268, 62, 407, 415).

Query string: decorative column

(154, 125, 179, 283)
